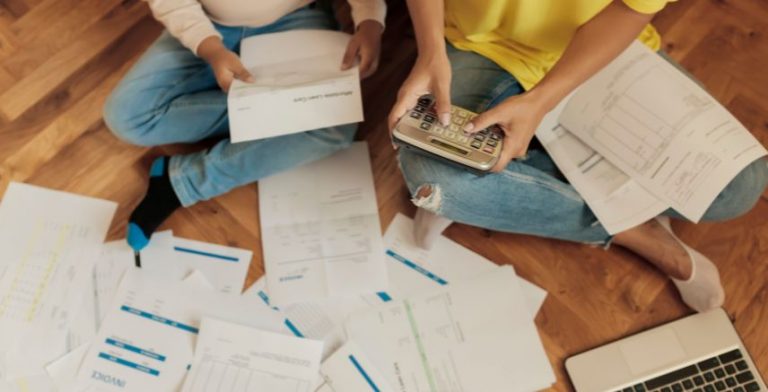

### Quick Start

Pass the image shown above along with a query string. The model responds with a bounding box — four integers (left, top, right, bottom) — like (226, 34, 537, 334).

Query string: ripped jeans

(398, 44, 768, 245)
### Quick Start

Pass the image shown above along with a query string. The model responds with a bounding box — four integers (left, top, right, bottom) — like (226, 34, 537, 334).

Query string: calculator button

(445, 131, 457, 140)
(409, 111, 422, 119)
(420, 122, 431, 130)
(418, 97, 431, 105)
(490, 133, 501, 140)
(457, 136, 470, 144)
(471, 140, 482, 149)
(473, 135, 485, 142)
(487, 139, 498, 147)
(483, 146, 494, 154)
(424, 114, 436, 123)
(457, 110, 469, 118)
(414, 106, 425, 113)
(448, 124, 460, 132)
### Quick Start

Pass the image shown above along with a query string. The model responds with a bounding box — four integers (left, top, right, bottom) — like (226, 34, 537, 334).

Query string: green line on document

(404, 300, 438, 392)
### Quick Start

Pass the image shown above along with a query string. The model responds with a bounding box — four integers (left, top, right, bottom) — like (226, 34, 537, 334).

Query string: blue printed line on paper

(120, 305, 199, 334)
(105, 338, 166, 362)
(284, 319, 304, 338)
(349, 355, 380, 392)
(98, 353, 160, 376)
(385, 249, 448, 285)
(376, 292, 392, 302)
(173, 246, 239, 262)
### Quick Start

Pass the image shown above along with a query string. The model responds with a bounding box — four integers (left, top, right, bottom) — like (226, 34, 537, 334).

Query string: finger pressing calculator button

(420, 122, 431, 130)
(424, 115, 436, 123)
(471, 140, 482, 149)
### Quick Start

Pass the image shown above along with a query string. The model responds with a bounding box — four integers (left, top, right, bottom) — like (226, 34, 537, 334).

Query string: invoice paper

(182, 318, 323, 392)
(0, 183, 117, 378)
(244, 278, 386, 359)
(559, 41, 767, 221)
(228, 30, 363, 143)
(259, 142, 389, 306)
(315, 341, 394, 392)
(140, 234, 252, 295)
(346, 267, 556, 392)
(383, 213, 547, 316)
(536, 99, 668, 234)
(74, 269, 287, 392)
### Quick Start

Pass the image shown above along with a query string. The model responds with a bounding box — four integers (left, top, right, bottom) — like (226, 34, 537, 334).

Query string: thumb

(341, 40, 359, 70)
(433, 83, 452, 127)
(464, 107, 499, 134)
(233, 60, 254, 83)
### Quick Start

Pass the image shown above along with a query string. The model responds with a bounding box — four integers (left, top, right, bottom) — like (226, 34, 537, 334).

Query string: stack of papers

(0, 142, 555, 391)
(536, 41, 768, 234)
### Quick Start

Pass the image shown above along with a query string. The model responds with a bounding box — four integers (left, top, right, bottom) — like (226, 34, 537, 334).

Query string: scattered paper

(140, 234, 252, 295)
(259, 142, 389, 306)
(315, 341, 394, 392)
(228, 30, 363, 143)
(75, 269, 288, 391)
(182, 318, 323, 392)
(0, 183, 116, 379)
(383, 213, 547, 316)
(346, 267, 555, 392)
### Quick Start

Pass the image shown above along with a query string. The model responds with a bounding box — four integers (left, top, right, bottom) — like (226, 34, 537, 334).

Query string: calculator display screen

(431, 139, 469, 156)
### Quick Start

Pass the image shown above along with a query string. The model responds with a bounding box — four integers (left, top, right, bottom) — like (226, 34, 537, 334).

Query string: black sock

(127, 156, 181, 251)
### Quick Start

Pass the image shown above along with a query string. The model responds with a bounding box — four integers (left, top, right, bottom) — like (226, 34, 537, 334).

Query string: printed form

(315, 341, 394, 392)
(74, 269, 287, 392)
(346, 267, 555, 392)
(182, 318, 323, 392)
(0, 183, 116, 378)
(259, 142, 389, 306)
(536, 99, 668, 234)
(559, 41, 767, 221)
(228, 30, 363, 143)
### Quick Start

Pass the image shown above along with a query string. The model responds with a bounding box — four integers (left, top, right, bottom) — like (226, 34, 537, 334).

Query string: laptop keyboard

(615, 349, 763, 392)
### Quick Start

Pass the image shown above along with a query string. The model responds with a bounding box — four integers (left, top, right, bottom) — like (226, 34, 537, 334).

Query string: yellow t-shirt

(444, 0, 673, 89)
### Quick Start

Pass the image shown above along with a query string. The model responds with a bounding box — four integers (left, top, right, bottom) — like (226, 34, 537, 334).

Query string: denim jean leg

(103, 24, 247, 146)
(398, 44, 611, 244)
(169, 6, 352, 206)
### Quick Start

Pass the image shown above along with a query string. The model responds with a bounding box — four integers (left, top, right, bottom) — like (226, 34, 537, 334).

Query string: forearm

(406, 0, 446, 57)
(528, 0, 655, 110)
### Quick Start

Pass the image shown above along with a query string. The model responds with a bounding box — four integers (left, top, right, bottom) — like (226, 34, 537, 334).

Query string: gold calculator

(393, 95, 503, 173)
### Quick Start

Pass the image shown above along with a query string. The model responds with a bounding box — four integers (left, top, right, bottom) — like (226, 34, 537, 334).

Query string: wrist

(524, 85, 563, 113)
(197, 36, 228, 63)
(356, 19, 384, 34)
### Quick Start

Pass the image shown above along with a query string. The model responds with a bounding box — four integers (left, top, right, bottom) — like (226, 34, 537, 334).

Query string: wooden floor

(1, 0, 766, 389)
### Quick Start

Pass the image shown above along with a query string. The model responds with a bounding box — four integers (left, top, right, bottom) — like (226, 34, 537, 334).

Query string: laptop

(566, 309, 766, 392)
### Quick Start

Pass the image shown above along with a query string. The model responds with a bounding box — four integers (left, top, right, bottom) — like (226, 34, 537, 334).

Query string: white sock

(413, 208, 453, 250)
(656, 216, 725, 312)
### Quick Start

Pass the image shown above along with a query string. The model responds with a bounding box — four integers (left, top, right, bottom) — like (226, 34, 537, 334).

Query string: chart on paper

(184, 358, 311, 392)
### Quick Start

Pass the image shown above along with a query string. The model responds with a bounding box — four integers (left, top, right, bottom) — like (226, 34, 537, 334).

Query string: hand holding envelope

(228, 30, 364, 143)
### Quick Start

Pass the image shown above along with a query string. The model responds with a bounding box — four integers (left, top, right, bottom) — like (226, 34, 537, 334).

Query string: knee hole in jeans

(412, 184, 443, 213)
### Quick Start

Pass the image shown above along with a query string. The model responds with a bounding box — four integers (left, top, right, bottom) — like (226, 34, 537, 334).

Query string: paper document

(383, 213, 547, 316)
(182, 317, 323, 392)
(140, 234, 252, 295)
(228, 30, 363, 143)
(315, 341, 394, 392)
(559, 41, 767, 221)
(75, 269, 287, 391)
(0, 182, 116, 378)
(346, 267, 555, 392)
(259, 142, 389, 306)
(245, 278, 386, 359)
(536, 99, 668, 234)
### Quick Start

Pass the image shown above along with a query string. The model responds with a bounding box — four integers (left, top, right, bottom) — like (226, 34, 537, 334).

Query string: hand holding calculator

(392, 95, 504, 174)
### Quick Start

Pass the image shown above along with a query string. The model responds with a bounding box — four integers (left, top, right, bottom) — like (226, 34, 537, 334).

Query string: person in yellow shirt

(388, 0, 768, 313)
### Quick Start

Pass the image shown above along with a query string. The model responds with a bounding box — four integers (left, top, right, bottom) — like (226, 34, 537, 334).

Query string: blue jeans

(103, 5, 356, 206)
(398, 44, 768, 245)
